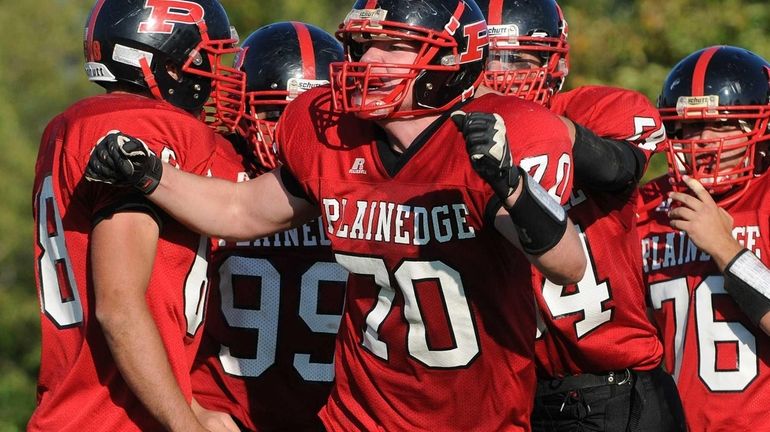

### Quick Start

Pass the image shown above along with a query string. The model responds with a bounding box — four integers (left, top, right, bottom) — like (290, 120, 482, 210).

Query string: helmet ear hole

(165, 62, 182, 82)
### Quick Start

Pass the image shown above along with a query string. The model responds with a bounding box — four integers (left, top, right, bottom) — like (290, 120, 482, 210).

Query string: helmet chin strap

(139, 57, 164, 101)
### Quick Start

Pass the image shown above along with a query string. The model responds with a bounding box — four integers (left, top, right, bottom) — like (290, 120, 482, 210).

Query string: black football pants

(531, 367, 686, 432)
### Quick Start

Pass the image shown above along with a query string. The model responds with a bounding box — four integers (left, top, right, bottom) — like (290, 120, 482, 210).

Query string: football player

(188, 22, 348, 431)
(638, 45, 770, 431)
(84, 0, 588, 430)
(476, 0, 686, 430)
(29, 1, 244, 431)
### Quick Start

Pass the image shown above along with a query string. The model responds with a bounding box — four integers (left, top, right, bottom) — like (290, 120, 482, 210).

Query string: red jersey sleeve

(551, 85, 666, 163)
(479, 94, 575, 205)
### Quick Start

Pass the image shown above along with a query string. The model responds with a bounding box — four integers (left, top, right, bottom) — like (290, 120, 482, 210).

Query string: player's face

(354, 40, 420, 114)
(487, 50, 543, 72)
(676, 119, 750, 187)
(484, 50, 545, 97)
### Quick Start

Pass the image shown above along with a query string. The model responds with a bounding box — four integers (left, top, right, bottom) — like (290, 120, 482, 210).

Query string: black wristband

(489, 164, 521, 199)
(724, 249, 770, 326)
(507, 168, 568, 255)
(135, 155, 163, 195)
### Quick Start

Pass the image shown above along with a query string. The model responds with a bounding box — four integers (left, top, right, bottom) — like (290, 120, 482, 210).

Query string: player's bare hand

(191, 399, 240, 432)
(668, 175, 741, 268)
(451, 111, 521, 198)
(85, 130, 163, 194)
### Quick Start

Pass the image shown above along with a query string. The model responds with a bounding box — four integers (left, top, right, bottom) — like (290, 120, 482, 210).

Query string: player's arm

(452, 112, 586, 285)
(191, 398, 240, 432)
(85, 132, 319, 241)
(91, 210, 208, 432)
(669, 176, 770, 335)
(492, 203, 584, 285)
(559, 116, 648, 192)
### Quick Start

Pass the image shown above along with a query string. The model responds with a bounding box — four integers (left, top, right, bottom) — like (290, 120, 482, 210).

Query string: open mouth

(360, 77, 400, 96)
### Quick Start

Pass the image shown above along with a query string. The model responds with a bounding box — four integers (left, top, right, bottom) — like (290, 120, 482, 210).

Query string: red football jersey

(29, 93, 215, 431)
(191, 138, 346, 431)
(638, 174, 770, 431)
(277, 88, 574, 431)
(532, 86, 664, 377)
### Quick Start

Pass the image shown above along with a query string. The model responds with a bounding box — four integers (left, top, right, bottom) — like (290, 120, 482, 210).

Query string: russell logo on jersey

(349, 158, 367, 175)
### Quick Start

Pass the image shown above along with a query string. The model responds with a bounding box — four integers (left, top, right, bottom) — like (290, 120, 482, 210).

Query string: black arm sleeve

(723, 249, 770, 326)
(92, 194, 163, 229)
(572, 122, 648, 192)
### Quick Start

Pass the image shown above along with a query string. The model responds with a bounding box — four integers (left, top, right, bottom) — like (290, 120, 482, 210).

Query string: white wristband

(729, 251, 770, 299)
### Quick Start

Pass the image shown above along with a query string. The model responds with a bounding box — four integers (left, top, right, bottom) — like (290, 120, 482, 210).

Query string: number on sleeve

(520, 153, 572, 202)
(184, 235, 209, 337)
(36, 176, 83, 328)
(629, 116, 666, 152)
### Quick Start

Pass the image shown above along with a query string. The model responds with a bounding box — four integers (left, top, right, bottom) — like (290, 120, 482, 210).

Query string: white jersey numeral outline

(218, 256, 347, 382)
(335, 254, 480, 369)
(649, 275, 758, 391)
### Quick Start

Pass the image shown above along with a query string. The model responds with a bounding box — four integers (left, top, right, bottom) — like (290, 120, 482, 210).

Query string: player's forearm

(494, 208, 586, 285)
(705, 237, 744, 272)
(722, 249, 770, 334)
(150, 163, 263, 240)
(150, 165, 316, 241)
(98, 301, 204, 432)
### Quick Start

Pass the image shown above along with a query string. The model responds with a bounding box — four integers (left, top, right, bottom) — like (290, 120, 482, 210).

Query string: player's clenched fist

(451, 111, 522, 199)
(85, 131, 163, 194)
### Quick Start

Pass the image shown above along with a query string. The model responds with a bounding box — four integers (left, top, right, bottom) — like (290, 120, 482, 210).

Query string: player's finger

(668, 205, 697, 222)
(668, 190, 701, 211)
(681, 175, 712, 202)
(668, 218, 690, 232)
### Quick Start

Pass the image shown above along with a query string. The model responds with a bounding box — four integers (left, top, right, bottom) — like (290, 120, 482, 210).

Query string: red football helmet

(476, 0, 569, 106)
(331, 0, 488, 119)
(84, 0, 245, 132)
(658, 45, 770, 204)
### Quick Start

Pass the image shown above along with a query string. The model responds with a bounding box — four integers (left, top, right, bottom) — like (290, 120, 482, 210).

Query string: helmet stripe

(451, 0, 467, 24)
(292, 22, 316, 80)
(85, 0, 108, 59)
(487, 0, 504, 25)
(692, 46, 720, 96)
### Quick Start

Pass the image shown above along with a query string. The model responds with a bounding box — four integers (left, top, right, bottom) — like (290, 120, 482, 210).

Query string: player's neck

(376, 114, 441, 153)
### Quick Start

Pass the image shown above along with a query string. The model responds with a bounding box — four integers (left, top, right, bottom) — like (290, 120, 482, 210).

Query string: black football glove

(451, 111, 521, 199)
(85, 131, 163, 195)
